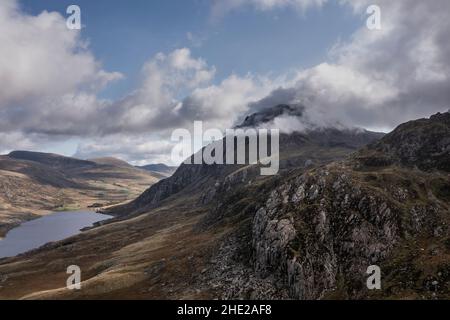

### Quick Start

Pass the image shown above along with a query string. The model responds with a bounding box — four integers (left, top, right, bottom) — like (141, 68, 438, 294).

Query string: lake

(0, 211, 112, 259)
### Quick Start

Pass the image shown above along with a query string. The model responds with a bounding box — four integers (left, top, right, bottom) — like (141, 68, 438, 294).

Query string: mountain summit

(106, 104, 384, 216)
(236, 104, 305, 128)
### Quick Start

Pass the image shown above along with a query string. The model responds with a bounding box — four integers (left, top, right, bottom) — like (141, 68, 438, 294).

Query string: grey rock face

(370, 111, 450, 172)
(236, 104, 305, 129)
(248, 164, 447, 299)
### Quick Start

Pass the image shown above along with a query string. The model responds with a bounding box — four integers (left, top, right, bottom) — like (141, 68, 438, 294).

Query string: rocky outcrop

(201, 109, 449, 299)
(251, 167, 398, 299)
(368, 111, 450, 172)
(248, 160, 449, 299)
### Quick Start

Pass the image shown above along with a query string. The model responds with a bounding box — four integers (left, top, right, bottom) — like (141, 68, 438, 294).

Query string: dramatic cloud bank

(0, 0, 122, 143)
(0, 0, 449, 164)
(244, 0, 450, 132)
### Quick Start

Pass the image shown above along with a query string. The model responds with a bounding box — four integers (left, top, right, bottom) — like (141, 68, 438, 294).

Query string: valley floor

(0, 194, 225, 299)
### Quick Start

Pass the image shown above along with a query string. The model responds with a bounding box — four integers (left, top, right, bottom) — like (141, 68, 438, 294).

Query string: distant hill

(89, 157, 134, 168)
(8, 151, 96, 170)
(138, 163, 177, 176)
(0, 155, 82, 189)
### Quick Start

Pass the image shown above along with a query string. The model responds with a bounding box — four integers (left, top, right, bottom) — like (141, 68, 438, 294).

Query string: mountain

(0, 152, 161, 237)
(89, 157, 134, 168)
(138, 163, 177, 177)
(108, 107, 384, 216)
(8, 151, 96, 171)
(246, 111, 449, 299)
(236, 104, 305, 128)
(358, 111, 450, 172)
(0, 108, 448, 300)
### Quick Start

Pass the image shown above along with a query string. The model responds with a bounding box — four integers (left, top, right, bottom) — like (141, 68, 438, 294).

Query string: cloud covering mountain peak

(0, 0, 449, 164)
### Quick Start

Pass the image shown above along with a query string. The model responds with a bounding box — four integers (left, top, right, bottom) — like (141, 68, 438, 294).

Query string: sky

(0, 0, 449, 165)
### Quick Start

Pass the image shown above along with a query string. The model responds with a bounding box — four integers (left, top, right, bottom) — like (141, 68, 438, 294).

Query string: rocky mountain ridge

(362, 111, 450, 172)
(108, 106, 384, 217)
(0, 108, 448, 300)
(205, 111, 450, 299)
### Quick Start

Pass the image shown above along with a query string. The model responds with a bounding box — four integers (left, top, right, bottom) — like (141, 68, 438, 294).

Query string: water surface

(0, 211, 111, 259)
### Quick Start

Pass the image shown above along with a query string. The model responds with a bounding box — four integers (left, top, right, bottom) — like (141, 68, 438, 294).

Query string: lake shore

(0, 207, 100, 239)
(0, 223, 17, 239)
(0, 210, 112, 260)
(0, 209, 51, 239)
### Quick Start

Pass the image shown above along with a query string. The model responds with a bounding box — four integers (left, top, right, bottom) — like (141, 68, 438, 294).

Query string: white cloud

(74, 134, 176, 165)
(74, 70, 278, 163)
(178, 74, 277, 129)
(1, 0, 449, 165)
(248, 0, 450, 131)
(0, 0, 122, 107)
(0, 132, 36, 155)
(100, 48, 217, 133)
(63, 47, 275, 163)
(0, 0, 122, 140)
